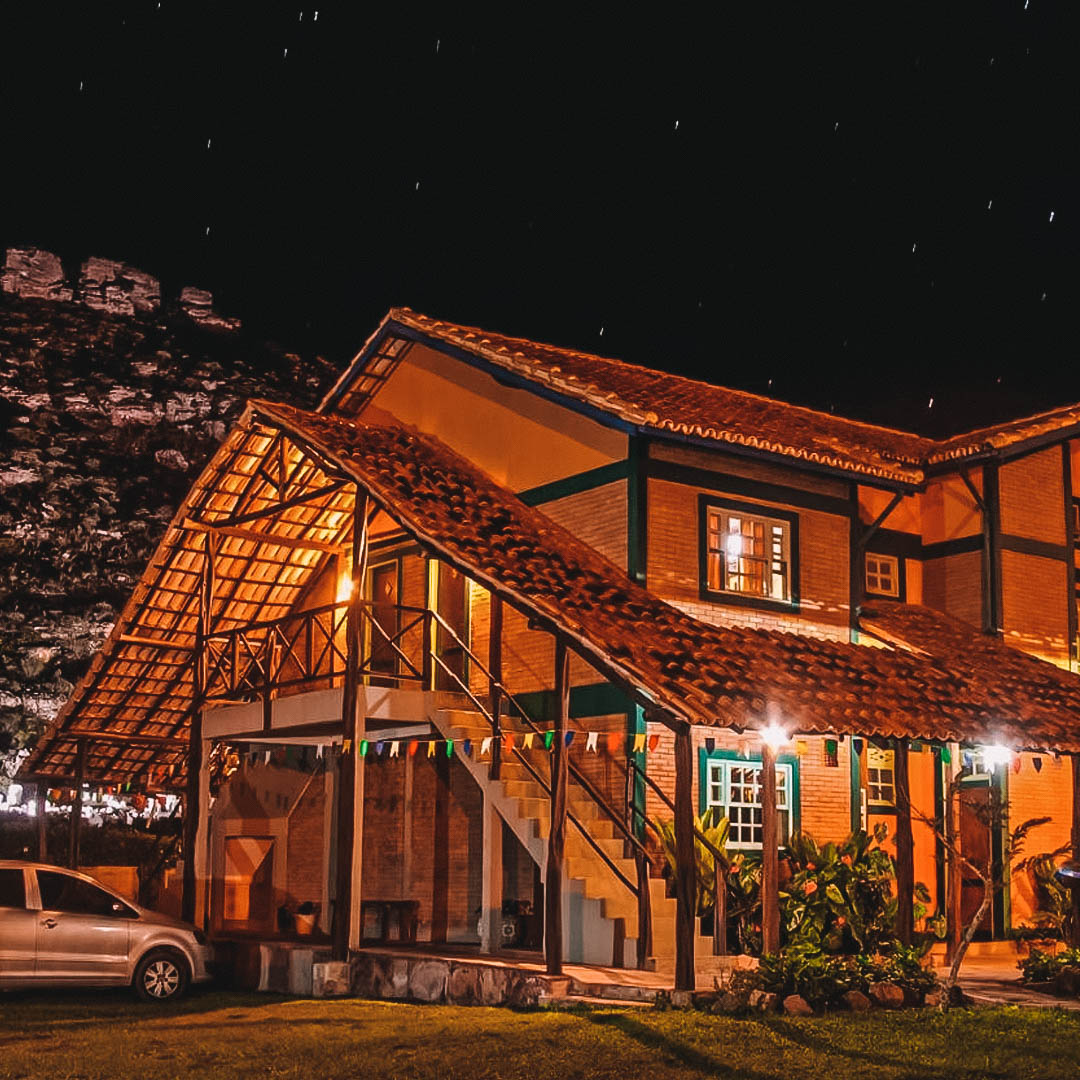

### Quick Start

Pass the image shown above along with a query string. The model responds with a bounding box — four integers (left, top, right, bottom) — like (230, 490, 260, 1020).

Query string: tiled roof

(27, 401, 1080, 786)
(350, 308, 1080, 487)
(253, 402, 1080, 751)
(860, 600, 1080, 732)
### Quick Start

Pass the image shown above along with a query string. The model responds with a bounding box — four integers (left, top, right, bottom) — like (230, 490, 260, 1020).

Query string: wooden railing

(202, 599, 432, 704)
(199, 598, 657, 966)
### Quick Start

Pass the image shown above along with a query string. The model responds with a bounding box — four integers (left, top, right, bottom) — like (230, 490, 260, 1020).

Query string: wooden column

(674, 723, 696, 990)
(332, 489, 369, 962)
(894, 739, 915, 946)
(489, 593, 504, 781)
(479, 795, 504, 953)
(545, 637, 570, 975)
(1072, 755, 1080, 947)
(68, 740, 86, 869)
(36, 785, 47, 862)
(761, 742, 780, 955)
(431, 746, 451, 943)
(946, 747, 964, 961)
(182, 530, 216, 925)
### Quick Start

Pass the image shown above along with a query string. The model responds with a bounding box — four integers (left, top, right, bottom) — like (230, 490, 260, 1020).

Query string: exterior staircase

(433, 706, 718, 971)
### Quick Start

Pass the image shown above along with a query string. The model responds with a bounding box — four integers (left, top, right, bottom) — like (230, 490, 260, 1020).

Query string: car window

(36, 870, 134, 918)
(0, 868, 26, 909)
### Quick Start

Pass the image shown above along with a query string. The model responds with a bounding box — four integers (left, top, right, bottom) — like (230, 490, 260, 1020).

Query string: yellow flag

(632, 732, 646, 754)
(523, 733, 535, 750)
(427, 740, 437, 757)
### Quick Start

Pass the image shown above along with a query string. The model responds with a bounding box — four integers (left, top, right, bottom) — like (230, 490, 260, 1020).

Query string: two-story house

(23, 309, 1080, 996)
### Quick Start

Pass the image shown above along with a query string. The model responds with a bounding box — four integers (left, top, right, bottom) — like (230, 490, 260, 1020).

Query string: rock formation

(0, 253, 337, 784)
(1, 248, 73, 303)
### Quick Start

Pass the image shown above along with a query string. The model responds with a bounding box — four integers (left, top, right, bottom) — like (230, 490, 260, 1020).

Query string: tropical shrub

(780, 824, 901, 954)
(1019, 947, 1080, 985)
(1014, 851, 1072, 942)
(653, 809, 732, 917)
(758, 941, 938, 1009)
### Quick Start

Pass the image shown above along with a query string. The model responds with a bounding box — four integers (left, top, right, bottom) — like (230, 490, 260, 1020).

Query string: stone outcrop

(2, 248, 73, 302)
(1, 246, 239, 331)
(79, 257, 161, 316)
(179, 286, 241, 332)
(0, 284, 336, 784)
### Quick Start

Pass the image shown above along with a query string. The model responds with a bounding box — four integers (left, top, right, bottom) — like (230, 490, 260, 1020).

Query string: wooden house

(22, 309, 1080, 992)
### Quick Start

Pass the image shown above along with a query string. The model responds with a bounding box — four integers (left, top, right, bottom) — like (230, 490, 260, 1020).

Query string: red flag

(648, 733, 660, 753)
(607, 732, 622, 755)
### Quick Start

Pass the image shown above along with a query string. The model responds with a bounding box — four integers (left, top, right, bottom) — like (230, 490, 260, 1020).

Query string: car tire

(133, 948, 190, 1003)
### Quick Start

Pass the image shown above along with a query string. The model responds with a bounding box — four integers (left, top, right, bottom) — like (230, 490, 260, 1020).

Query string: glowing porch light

(981, 743, 1013, 772)
(759, 721, 789, 752)
(336, 573, 354, 604)
(725, 532, 743, 559)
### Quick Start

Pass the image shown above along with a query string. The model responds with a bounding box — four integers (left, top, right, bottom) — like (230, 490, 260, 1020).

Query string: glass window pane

(0, 868, 25, 909)
(37, 871, 126, 917)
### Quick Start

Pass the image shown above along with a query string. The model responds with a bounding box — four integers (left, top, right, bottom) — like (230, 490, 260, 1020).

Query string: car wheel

(133, 948, 190, 1003)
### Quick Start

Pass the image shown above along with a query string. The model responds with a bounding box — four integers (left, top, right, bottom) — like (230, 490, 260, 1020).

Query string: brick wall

(1000, 448, 1065, 543)
(647, 477, 850, 640)
(643, 723, 851, 843)
(1000, 551, 1070, 663)
(361, 753, 483, 942)
(285, 773, 329, 912)
(1008, 753, 1073, 925)
(922, 551, 982, 629)
(539, 480, 628, 570)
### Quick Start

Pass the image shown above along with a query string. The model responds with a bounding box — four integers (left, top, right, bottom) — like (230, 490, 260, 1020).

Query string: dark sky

(2, 3, 1077, 436)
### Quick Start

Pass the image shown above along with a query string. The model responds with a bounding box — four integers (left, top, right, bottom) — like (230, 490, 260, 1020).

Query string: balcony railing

(202, 599, 432, 704)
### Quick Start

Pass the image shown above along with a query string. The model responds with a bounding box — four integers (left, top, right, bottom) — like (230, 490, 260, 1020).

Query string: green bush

(758, 941, 939, 1009)
(1018, 947, 1080, 985)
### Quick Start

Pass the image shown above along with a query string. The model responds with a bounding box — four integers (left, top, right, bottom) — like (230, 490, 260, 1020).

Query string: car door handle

(40, 917, 57, 929)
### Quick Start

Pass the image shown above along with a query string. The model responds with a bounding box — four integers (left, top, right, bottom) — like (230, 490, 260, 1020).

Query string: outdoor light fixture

(336, 573, 354, 603)
(980, 743, 1013, 772)
(759, 721, 789, 751)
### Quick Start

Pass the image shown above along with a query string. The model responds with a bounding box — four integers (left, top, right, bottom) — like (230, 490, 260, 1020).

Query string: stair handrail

(428, 649, 638, 898)
(427, 610, 653, 863)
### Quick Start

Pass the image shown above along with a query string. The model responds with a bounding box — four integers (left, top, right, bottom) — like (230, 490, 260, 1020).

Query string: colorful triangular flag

(390, 741, 400, 758)
(586, 731, 599, 753)
(481, 736, 493, 757)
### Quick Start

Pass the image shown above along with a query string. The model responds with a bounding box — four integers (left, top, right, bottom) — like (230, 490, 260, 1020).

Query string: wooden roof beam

(182, 516, 345, 554)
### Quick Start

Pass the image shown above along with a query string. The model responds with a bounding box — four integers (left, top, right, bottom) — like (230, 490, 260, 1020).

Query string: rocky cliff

(0, 250, 338, 785)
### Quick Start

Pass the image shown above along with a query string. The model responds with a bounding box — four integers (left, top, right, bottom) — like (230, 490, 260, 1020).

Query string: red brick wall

(285, 774, 329, 911)
(646, 477, 850, 640)
(1008, 753, 1073, 924)
(922, 551, 982, 629)
(1000, 448, 1065, 544)
(1000, 550, 1070, 663)
(361, 753, 482, 942)
(540, 481, 628, 571)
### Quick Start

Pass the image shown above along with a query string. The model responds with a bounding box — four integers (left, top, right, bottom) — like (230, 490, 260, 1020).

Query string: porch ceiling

(23, 400, 1080, 788)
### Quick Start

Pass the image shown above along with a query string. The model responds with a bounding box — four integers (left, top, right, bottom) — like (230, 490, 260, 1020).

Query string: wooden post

(332, 489, 369, 962)
(489, 593, 504, 782)
(36, 785, 47, 862)
(713, 859, 727, 956)
(545, 637, 570, 975)
(68, 740, 86, 869)
(946, 749, 964, 962)
(1072, 755, 1080, 947)
(761, 741, 780, 955)
(894, 739, 915, 946)
(479, 795, 504, 953)
(431, 745, 451, 943)
(635, 848, 653, 969)
(674, 723, 696, 990)
(182, 530, 216, 925)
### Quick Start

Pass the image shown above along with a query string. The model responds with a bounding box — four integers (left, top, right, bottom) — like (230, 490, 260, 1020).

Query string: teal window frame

(698, 747, 800, 850)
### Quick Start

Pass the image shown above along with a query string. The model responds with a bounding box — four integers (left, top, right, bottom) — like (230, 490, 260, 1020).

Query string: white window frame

(865, 553, 900, 598)
(704, 758, 793, 850)
(866, 746, 896, 808)
(705, 507, 793, 603)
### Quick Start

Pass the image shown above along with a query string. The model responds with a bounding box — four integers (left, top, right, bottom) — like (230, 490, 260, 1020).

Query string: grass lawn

(0, 988, 1077, 1080)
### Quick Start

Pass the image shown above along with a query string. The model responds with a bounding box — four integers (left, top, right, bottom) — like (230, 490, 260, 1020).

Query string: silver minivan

(0, 860, 212, 1001)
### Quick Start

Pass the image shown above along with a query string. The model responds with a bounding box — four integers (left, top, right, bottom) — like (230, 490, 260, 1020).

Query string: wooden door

(958, 784, 993, 936)
(369, 561, 400, 683)
(434, 563, 467, 691)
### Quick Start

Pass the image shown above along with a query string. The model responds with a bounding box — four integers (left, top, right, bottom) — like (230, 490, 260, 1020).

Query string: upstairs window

(702, 499, 796, 606)
(865, 553, 900, 598)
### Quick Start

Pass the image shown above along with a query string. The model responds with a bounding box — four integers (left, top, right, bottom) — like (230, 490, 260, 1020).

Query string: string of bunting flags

(334, 729, 667, 760)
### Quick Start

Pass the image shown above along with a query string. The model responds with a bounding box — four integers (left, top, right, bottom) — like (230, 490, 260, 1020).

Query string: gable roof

(325, 307, 1080, 488)
(24, 399, 1080, 787)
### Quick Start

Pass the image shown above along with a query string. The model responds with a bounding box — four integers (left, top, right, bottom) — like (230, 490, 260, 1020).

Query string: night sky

(2, 3, 1078, 437)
